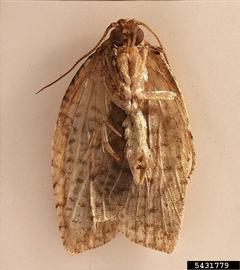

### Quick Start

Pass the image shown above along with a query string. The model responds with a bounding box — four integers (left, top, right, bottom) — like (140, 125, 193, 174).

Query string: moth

(38, 19, 195, 254)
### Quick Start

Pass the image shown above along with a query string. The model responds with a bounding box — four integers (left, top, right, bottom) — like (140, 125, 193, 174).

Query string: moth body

(49, 19, 195, 254)
(106, 40, 154, 184)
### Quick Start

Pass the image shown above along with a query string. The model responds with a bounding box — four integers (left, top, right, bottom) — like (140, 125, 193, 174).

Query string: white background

(1, 1, 240, 270)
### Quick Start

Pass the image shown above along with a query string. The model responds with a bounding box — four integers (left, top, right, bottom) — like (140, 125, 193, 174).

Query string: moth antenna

(36, 22, 118, 94)
(137, 21, 164, 49)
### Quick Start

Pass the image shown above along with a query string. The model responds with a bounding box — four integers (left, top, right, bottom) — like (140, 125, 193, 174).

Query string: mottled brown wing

(118, 46, 195, 253)
(52, 50, 132, 253)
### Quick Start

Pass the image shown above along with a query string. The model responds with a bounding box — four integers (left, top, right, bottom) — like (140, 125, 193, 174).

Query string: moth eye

(136, 28, 144, 45)
(110, 28, 124, 46)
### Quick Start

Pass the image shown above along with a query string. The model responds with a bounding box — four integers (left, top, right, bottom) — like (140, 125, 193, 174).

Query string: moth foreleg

(137, 90, 176, 101)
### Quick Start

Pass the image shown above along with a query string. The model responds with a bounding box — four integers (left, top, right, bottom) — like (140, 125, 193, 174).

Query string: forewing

(118, 46, 195, 253)
(52, 50, 131, 253)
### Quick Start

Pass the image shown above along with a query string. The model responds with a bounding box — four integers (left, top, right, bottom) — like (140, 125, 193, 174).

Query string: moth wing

(52, 50, 131, 253)
(118, 46, 195, 253)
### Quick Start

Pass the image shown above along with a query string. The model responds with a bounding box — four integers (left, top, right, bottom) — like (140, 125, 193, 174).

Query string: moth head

(110, 19, 144, 46)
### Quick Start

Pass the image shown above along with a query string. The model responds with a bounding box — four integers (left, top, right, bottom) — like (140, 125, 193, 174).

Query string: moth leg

(81, 127, 101, 160)
(106, 122, 122, 137)
(98, 86, 121, 160)
(82, 124, 119, 161)
(137, 90, 176, 101)
(101, 124, 120, 161)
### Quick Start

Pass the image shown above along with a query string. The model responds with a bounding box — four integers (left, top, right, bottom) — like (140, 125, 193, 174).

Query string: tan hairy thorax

(42, 18, 195, 254)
